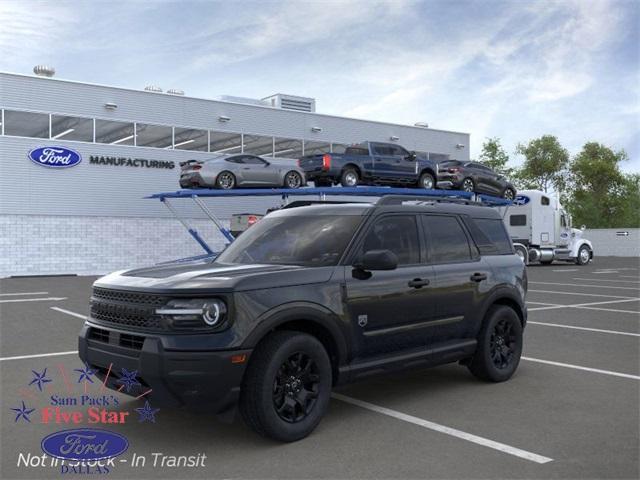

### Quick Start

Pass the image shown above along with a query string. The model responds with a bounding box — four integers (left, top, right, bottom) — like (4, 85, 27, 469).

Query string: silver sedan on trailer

(179, 154, 307, 189)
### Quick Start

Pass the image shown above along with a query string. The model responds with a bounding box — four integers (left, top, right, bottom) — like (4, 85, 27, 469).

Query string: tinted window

(51, 114, 93, 142)
(215, 215, 362, 267)
(4, 110, 49, 138)
(423, 215, 471, 262)
(225, 156, 244, 164)
(242, 156, 266, 165)
(361, 216, 420, 265)
(389, 145, 410, 157)
(95, 119, 134, 145)
(345, 147, 369, 156)
(469, 218, 513, 255)
(510, 215, 527, 226)
(541, 196, 550, 206)
(373, 144, 394, 155)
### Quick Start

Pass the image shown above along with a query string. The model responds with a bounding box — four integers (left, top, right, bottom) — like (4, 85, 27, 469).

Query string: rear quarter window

(465, 218, 513, 255)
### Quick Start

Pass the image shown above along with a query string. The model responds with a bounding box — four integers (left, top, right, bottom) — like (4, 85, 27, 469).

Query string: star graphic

(74, 362, 96, 383)
(11, 400, 35, 423)
(117, 368, 141, 392)
(28, 368, 52, 392)
(135, 401, 160, 423)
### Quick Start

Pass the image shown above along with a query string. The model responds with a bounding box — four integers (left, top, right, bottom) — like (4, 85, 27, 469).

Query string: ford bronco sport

(79, 195, 527, 442)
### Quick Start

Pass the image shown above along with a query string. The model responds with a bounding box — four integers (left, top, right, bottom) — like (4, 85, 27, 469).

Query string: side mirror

(407, 151, 417, 161)
(354, 249, 398, 271)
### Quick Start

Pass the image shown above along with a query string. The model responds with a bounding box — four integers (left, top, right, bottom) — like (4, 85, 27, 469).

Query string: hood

(94, 260, 334, 293)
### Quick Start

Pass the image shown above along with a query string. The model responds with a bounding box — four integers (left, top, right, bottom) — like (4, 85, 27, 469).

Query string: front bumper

(78, 322, 250, 411)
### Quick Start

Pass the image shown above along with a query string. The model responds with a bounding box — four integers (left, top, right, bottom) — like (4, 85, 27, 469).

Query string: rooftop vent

(33, 65, 55, 77)
(144, 85, 163, 93)
(262, 94, 316, 113)
(414, 122, 429, 128)
(167, 89, 184, 96)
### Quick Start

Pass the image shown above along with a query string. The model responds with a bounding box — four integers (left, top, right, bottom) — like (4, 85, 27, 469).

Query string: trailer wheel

(462, 178, 475, 192)
(418, 172, 435, 190)
(576, 245, 591, 265)
(340, 168, 359, 187)
(216, 171, 236, 189)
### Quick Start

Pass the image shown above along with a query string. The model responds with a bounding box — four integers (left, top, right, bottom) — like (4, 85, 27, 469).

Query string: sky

(1, 0, 638, 172)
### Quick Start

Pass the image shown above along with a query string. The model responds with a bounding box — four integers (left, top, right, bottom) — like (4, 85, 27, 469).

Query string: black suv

(79, 196, 527, 442)
(437, 160, 517, 200)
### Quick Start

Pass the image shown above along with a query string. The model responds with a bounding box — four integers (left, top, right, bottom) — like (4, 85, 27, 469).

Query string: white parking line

(529, 289, 638, 299)
(593, 271, 620, 274)
(552, 269, 579, 272)
(530, 281, 640, 291)
(572, 278, 640, 284)
(0, 291, 49, 296)
(528, 321, 640, 337)
(522, 357, 640, 381)
(50, 307, 88, 320)
(0, 351, 77, 362)
(528, 297, 640, 312)
(0, 297, 67, 304)
(574, 306, 640, 315)
(526, 301, 559, 306)
(332, 393, 553, 464)
(620, 275, 640, 279)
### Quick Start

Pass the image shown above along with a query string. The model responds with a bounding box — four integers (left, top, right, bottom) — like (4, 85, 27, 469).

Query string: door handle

(408, 278, 430, 288)
(470, 272, 487, 282)
(242, 167, 251, 170)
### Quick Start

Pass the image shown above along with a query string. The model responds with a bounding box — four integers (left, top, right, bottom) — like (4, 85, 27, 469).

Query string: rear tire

(240, 331, 332, 442)
(461, 177, 475, 192)
(216, 171, 236, 189)
(284, 171, 303, 189)
(340, 168, 359, 187)
(503, 187, 516, 200)
(468, 305, 522, 382)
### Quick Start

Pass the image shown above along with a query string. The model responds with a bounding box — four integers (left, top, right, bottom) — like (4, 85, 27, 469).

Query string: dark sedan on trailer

(437, 160, 516, 199)
(180, 154, 307, 189)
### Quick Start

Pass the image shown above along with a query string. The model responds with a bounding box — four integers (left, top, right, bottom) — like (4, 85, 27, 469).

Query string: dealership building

(0, 69, 470, 277)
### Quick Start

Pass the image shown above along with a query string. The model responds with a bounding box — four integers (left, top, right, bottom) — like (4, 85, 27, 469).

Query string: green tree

(565, 142, 638, 228)
(515, 135, 569, 192)
(479, 137, 511, 174)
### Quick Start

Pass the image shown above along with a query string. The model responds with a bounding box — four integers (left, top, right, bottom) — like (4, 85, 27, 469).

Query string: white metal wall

(584, 229, 640, 257)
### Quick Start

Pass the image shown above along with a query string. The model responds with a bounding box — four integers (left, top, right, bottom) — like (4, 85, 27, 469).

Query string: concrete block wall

(584, 228, 640, 257)
(0, 215, 229, 277)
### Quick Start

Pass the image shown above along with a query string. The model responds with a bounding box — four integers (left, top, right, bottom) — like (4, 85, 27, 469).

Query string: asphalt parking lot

(1, 256, 638, 479)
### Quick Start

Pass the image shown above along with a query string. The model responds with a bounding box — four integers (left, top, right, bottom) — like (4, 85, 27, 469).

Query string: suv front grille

(90, 287, 168, 332)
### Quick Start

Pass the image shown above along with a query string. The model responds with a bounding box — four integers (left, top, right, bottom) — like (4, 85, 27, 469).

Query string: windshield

(215, 214, 363, 267)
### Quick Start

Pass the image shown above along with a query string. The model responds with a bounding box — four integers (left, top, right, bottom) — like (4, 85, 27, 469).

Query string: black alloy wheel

(503, 188, 516, 200)
(273, 352, 320, 423)
(489, 318, 516, 370)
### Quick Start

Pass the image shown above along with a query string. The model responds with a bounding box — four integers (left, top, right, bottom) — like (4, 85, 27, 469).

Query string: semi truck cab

(499, 190, 593, 265)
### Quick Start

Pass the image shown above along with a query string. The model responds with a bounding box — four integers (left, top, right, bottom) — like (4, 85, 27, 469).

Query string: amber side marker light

(231, 354, 247, 364)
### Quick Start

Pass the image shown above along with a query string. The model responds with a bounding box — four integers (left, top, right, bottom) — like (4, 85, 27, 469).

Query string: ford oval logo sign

(41, 428, 128, 461)
(28, 146, 82, 168)
(513, 195, 530, 206)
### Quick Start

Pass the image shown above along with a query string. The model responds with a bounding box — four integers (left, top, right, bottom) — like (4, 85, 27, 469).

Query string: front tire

(576, 245, 591, 265)
(240, 331, 332, 442)
(468, 305, 522, 382)
(418, 172, 435, 190)
(216, 171, 236, 189)
(284, 171, 303, 189)
(503, 187, 516, 200)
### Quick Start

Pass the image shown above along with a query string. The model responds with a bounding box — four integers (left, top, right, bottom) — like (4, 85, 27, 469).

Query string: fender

(477, 285, 526, 327)
(570, 238, 593, 258)
(241, 301, 349, 365)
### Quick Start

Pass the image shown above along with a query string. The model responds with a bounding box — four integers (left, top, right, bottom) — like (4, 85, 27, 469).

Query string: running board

(338, 339, 477, 384)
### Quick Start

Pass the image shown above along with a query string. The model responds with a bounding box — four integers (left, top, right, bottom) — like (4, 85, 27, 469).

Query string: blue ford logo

(28, 146, 82, 168)
(41, 428, 128, 461)
(513, 195, 530, 206)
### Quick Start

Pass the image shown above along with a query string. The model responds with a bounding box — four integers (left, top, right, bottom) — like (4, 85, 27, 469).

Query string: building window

(51, 114, 93, 142)
(273, 137, 303, 159)
(244, 134, 274, 156)
(3, 110, 49, 138)
(135, 123, 173, 148)
(173, 127, 208, 151)
(95, 119, 135, 145)
(210, 131, 243, 154)
(303, 141, 331, 155)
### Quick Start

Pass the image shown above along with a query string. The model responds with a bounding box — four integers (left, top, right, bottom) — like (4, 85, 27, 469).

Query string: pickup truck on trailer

(298, 141, 442, 189)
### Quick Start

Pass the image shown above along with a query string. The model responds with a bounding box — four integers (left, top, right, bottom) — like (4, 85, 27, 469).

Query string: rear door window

(466, 218, 513, 255)
(510, 215, 527, 226)
(422, 215, 472, 263)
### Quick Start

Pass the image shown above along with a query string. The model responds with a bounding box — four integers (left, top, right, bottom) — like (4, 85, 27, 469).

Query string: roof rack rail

(377, 194, 477, 206)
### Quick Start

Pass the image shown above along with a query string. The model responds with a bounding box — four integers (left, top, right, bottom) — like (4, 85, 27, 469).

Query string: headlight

(156, 298, 227, 329)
